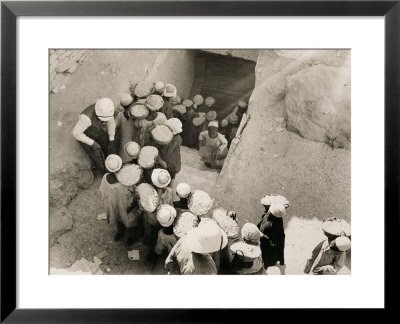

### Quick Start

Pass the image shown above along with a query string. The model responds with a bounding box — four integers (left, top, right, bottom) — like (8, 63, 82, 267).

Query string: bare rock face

(49, 165, 86, 207)
(49, 206, 74, 246)
(77, 169, 95, 189)
(284, 64, 351, 150)
(275, 49, 350, 68)
(216, 50, 351, 229)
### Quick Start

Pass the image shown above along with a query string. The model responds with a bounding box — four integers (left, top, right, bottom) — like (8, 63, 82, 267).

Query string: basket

(322, 217, 351, 237)
(136, 183, 159, 212)
(260, 194, 290, 208)
(151, 125, 173, 145)
(212, 208, 239, 239)
(172, 104, 187, 115)
(138, 146, 159, 169)
(229, 241, 261, 262)
(130, 104, 149, 120)
(192, 113, 206, 126)
(116, 164, 142, 186)
(173, 211, 199, 238)
(188, 190, 214, 216)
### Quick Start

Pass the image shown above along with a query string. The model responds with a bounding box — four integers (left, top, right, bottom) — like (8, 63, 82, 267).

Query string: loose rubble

(49, 49, 92, 94)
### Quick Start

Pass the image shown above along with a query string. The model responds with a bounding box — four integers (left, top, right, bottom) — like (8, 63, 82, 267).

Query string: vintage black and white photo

(49, 49, 351, 275)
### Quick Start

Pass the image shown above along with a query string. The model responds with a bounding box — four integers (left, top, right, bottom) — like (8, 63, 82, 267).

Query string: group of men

(72, 79, 248, 173)
(71, 80, 351, 274)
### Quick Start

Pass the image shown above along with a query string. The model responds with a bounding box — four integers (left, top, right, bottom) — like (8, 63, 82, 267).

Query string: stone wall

(142, 50, 196, 99)
(216, 50, 351, 228)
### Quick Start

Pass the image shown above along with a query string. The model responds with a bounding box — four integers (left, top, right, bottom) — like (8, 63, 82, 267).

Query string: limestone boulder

(284, 64, 351, 149)
(216, 50, 351, 229)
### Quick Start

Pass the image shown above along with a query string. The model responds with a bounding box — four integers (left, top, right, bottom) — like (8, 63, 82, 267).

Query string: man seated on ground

(198, 121, 228, 169)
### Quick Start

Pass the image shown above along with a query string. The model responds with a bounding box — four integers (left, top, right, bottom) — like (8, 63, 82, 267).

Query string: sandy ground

(50, 146, 350, 275)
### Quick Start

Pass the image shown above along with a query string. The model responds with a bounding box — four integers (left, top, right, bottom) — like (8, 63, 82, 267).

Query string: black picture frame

(1, 0, 399, 322)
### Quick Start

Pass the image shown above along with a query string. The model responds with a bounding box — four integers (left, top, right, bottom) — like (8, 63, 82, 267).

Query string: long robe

(198, 131, 228, 167)
(115, 111, 139, 163)
(99, 173, 142, 229)
(258, 213, 285, 268)
(182, 107, 199, 147)
(304, 240, 347, 275)
(146, 135, 182, 179)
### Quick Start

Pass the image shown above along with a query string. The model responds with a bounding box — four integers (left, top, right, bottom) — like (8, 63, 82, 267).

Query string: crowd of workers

(71, 80, 351, 275)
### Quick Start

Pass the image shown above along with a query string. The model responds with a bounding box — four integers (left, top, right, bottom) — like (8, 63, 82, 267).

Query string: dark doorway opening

(189, 51, 256, 121)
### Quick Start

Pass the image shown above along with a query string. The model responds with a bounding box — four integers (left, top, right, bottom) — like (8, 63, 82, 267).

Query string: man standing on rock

(72, 98, 116, 174)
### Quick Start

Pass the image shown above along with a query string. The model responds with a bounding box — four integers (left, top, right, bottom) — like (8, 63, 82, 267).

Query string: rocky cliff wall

(216, 50, 351, 228)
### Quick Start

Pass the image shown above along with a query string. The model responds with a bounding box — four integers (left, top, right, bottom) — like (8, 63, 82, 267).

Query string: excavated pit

(50, 49, 351, 274)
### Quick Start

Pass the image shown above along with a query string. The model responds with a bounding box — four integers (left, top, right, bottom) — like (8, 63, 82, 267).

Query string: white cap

(153, 112, 168, 126)
(205, 96, 215, 107)
(208, 121, 219, 128)
(241, 223, 263, 244)
(154, 81, 166, 93)
(169, 95, 181, 105)
(193, 94, 204, 105)
(134, 81, 154, 98)
(188, 190, 214, 216)
(186, 222, 228, 254)
(269, 203, 286, 218)
(335, 236, 351, 252)
(260, 194, 290, 208)
(105, 154, 122, 172)
(238, 100, 248, 108)
(146, 95, 164, 111)
(156, 204, 177, 227)
(95, 98, 114, 121)
(120, 93, 133, 107)
(166, 118, 183, 135)
(182, 99, 194, 108)
(163, 84, 177, 98)
(124, 141, 140, 158)
(176, 183, 191, 198)
(151, 168, 171, 188)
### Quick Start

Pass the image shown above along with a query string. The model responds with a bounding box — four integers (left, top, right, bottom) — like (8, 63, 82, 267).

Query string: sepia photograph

(49, 49, 351, 275)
